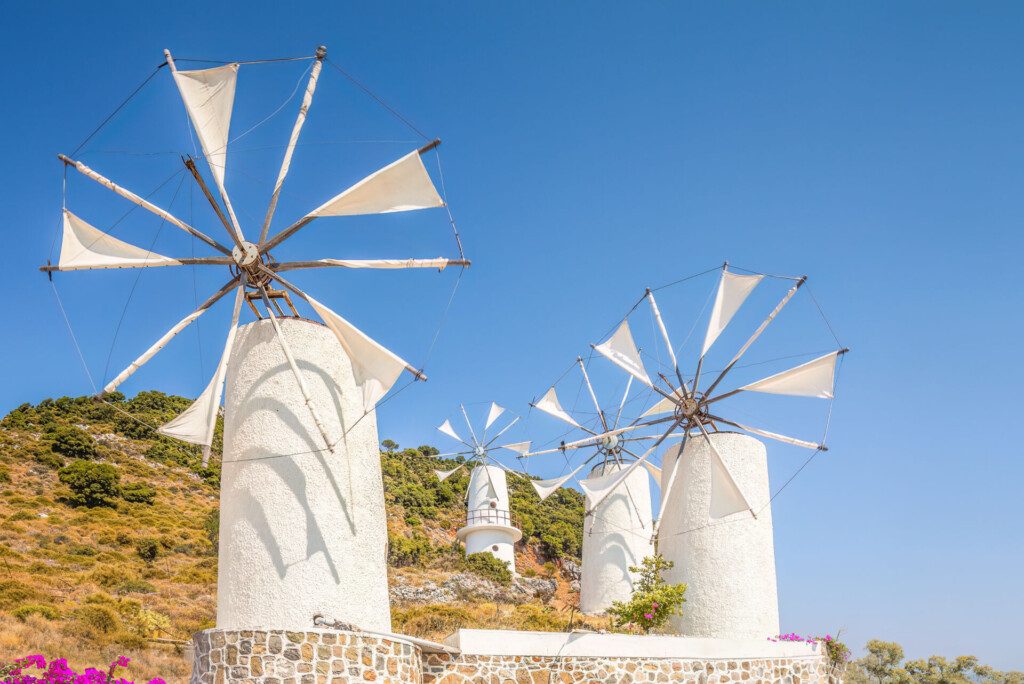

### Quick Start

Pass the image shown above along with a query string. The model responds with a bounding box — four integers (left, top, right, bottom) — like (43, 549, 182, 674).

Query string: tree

(50, 425, 97, 459)
(904, 655, 982, 684)
(381, 439, 399, 455)
(607, 555, 687, 634)
(860, 640, 907, 683)
(58, 461, 121, 508)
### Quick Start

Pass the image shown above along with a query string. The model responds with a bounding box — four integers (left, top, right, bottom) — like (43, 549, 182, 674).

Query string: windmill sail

(499, 441, 531, 455)
(702, 270, 763, 357)
(58, 210, 180, 270)
(532, 463, 587, 501)
(485, 402, 505, 430)
(708, 442, 753, 518)
(171, 63, 238, 187)
(533, 387, 580, 428)
(641, 391, 681, 417)
(305, 295, 409, 410)
(594, 320, 651, 386)
(434, 465, 464, 481)
(308, 150, 444, 217)
(437, 419, 463, 443)
(738, 350, 840, 399)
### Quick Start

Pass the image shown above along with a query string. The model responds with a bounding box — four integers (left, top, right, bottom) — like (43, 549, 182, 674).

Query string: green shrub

(388, 533, 435, 567)
(33, 451, 65, 470)
(13, 604, 60, 621)
(73, 604, 122, 636)
(0, 579, 42, 610)
(204, 509, 219, 554)
(136, 538, 160, 563)
(608, 555, 687, 634)
(392, 604, 471, 638)
(0, 464, 9, 483)
(58, 461, 121, 508)
(121, 482, 157, 505)
(49, 425, 97, 459)
(464, 552, 512, 586)
(512, 604, 564, 631)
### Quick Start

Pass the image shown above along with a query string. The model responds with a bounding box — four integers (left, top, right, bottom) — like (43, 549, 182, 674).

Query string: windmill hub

(598, 433, 621, 455)
(232, 241, 261, 268)
(474, 446, 486, 458)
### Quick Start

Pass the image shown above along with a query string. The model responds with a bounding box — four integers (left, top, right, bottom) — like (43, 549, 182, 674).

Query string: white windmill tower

(434, 403, 530, 571)
(43, 46, 469, 633)
(524, 357, 664, 614)
(579, 263, 846, 639)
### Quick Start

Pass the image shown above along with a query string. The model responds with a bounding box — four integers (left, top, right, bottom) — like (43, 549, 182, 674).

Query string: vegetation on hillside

(843, 639, 1022, 683)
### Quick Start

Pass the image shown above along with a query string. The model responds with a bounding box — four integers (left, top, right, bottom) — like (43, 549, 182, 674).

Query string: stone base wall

(192, 629, 839, 684)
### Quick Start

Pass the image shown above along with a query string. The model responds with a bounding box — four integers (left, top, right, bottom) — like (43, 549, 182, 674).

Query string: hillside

(0, 393, 598, 682)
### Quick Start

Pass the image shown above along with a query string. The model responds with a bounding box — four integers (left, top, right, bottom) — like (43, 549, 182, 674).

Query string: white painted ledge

(443, 629, 821, 660)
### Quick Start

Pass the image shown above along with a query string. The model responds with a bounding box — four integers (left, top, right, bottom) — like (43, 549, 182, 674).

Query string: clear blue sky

(3, 1, 1022, 670)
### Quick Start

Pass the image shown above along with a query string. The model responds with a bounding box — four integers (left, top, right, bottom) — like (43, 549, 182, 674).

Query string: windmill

(434, 403, 530, 571)
(43, 46, 469, 633)
(523, 357, 666, 614)
(577, 262, 846, 639)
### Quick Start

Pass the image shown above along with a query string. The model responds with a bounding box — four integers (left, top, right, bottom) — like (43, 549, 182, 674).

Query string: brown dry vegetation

(0, 394, 590, 683)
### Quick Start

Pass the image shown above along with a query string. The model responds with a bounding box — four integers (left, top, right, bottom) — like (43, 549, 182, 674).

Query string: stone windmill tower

(43, 46, 468, 632)
(434, 404, 530, 571)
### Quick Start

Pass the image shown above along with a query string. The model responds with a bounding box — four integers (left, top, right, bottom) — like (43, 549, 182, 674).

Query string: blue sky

(3, 1, 1023, 670)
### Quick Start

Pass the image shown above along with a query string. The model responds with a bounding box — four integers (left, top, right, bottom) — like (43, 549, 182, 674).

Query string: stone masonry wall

(192, 629, 840, 684)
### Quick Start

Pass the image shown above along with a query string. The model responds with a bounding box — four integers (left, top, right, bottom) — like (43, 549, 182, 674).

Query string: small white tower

(579, 451, 654, 614)
(658, 432, 779, 639)
(456, 464, 522, 571)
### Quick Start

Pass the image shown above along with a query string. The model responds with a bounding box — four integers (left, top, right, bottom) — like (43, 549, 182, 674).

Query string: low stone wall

(191, 629, 838, 683)
(190, 629, 421, 684)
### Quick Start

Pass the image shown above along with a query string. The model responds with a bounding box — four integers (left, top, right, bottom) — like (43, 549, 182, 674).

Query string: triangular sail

(738, 350, 840, 399)
(532, 463, 586, 501)
(641, 461, 662, 482)
(701, 270, 764, 357)
(533, 387, 580, 428)
(498, 441, 531, 455)
(641, 392, 681, 417)
(171, 64, 238, 187)
(58, 210, 180, 270)
(594, 320, 651, 386)
(157, 286, 243, 464)
(308, 150, 445, 217)
(485, 402, 505, 430)
(434, 465, 464, 482)
(579, 467, 636, 514)
(437, 419, 463, 443)
(305, 294, 409, 410)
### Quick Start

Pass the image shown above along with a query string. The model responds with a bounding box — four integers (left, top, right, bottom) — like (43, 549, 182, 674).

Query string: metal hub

(598, 433, 621, 456)
(232, 241, 261, 268)
(474, 446, 486, 459)
(674, 392, 709, 427)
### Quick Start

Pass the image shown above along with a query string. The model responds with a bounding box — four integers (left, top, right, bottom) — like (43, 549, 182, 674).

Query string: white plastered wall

(658, 432, 779, 639)
(580, 461, 654, 614)
(218, 318, 391, 632)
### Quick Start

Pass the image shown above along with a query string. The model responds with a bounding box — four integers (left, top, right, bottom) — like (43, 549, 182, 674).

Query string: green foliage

(121, 481, 157, 505)
(381, 439, 399, 454)
(204, 508, 220, 554)
(72, 603, 121, 636)
(508, 474, 584, 559)
(0, 579, 43, 610)
(846, 640, 1024, 684)
(389, 532, 435, 567)
(608, 555, 687, 634)
(135, 537, 160, 563)
(392, 604, 471, 637)
(13, 603, 60, 621)
(33, 451, 65, 470)
(58, 460, 121, 508)
(0, 463, 9, 483)
(464, 552, 512, 586)
(49, 425, 97, 459)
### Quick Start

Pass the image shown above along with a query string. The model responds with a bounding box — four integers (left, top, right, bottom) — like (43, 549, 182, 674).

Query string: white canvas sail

(579, 467, 638, 514)
(701, 270, 764, 357)
(499, 441, 531, 455)
(58, 210, 180, 270)
(437, 419, 463, 443)
(738, 350, 839, 399)
(485, 402, 505, 430)
(434, 465, 464, 481)
(532, 463, 587, 501)
(533, 387, 580, 428)
(317, 258, 453, 270)
(305, 294, 409, 410)
(594, 320, 651, 386)
(641, 461, 662, 482)
(309, 150, 444, 217)
(171, 63, 238, 187)
(157, 286, 243, 464)
(707, 438, 753, 519)
(641, 392, 681, 417)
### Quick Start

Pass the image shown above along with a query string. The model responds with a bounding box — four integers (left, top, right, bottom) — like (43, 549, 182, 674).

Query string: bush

(136, 538, 160, 563)
(388, 533, 435, 567)
(392, 605, 471, 638)
(464, 552, 513, 586)
(13, 604, 60, 622)
(121, 482, 157, 505)
(0, 464, 9, 483)
(49, 425, 97, 459)
(204, 509, 219, 554)
(58, 461, 121, 508)
(72, 604, 122, 637)
(33, 451, 65, 470)
(608, 555, 687, 634)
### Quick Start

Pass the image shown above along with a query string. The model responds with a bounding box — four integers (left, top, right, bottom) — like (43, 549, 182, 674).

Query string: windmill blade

(652, 433, 687, 540)
(706, 414, 825, 451)
(460, 404, 480, 446)
(640, 460, 662, 482)
(612, 375, 633, 429)
(640, 391, 682, 418)
(274, 258, 469, 272)
(262, 143, 445, 251)
(52, 210, 184, 271)
(700, 268, 764, 358)
(483, 416, 520, 447)
(531, 463, 587, 501)
(580, 467, 645, 527)
(434, 465, 465, 482)
(101, 277, 240, 395)
(260, 49, 326, 243)
(694, 421, 754, 519)
(164, 52, 245, 242)
(577, 357, 609, 431)
(735, 350, 845, 399)
(58, 155, 230, 256)
(158, 286, 245, 466)
(521, 424, 646, 458)
(583, 418, 683, 514)
(592, 320, 652, 387)
(532, 387, 581, 428)
(497, 440, 531, 456)
(646, 289, 689, 395)
(703, 277, 807, 398)
(484, 402, 506, 430)
(437, 419, 466, 445)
